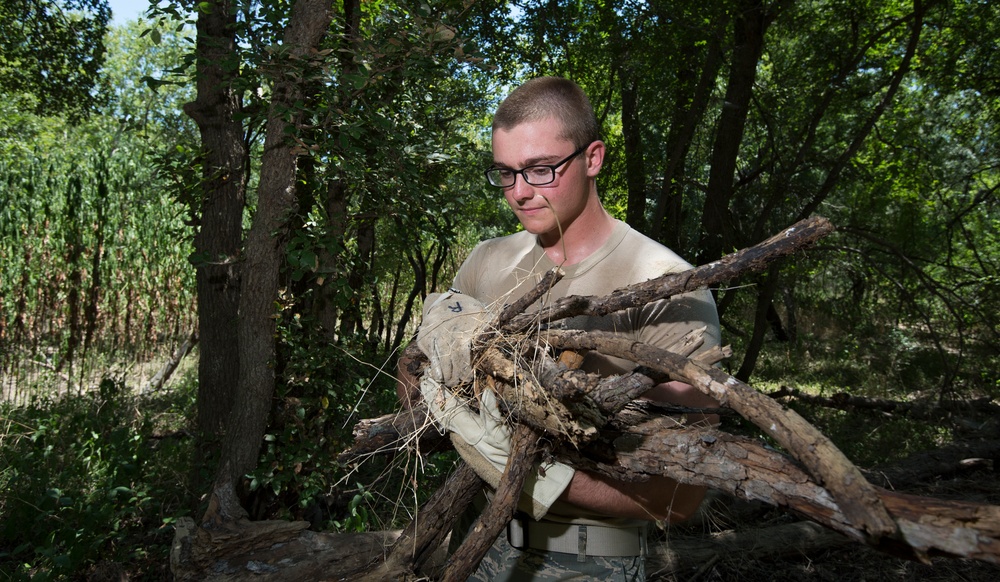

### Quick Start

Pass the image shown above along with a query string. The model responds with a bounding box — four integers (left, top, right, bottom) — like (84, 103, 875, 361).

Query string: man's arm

(643, 380, 721, 427)
(561, 470, 706, 522)
(558, 380, 720, 522)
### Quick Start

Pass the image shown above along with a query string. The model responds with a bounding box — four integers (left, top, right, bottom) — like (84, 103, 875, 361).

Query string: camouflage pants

(452, 507, 646, 582)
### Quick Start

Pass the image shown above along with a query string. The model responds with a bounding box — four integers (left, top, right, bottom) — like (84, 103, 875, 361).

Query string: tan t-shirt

(454, 219, 720, 373)
(452, 219, 720, 525)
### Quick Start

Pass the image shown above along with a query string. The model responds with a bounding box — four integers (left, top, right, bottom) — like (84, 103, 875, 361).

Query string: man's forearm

(643, 380, 721, 427)
(559, 469, 706, 522)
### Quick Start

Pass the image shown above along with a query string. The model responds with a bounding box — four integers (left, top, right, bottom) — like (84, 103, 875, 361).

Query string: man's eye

(497, 169, 515, 179)
(526, 167, 551, 179)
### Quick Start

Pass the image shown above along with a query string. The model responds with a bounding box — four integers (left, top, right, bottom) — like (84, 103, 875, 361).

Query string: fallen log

(169, 517, 852, 582)
(768, 385, 1000, 425)
(169, 517, 392, 581)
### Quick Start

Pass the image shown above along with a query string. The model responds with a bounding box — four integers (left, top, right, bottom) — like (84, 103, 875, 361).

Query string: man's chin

(519, 222, 555, 237)
(515, 213, 551, 233)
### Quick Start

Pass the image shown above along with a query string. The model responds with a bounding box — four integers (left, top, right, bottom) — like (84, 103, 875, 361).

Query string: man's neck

(538, 203, 616, 266)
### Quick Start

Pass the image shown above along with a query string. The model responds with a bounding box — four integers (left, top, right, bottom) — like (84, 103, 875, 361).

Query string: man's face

(491, 117, 601, 241)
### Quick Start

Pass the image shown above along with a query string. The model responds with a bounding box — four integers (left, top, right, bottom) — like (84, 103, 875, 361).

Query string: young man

(411, 76, 721, 581)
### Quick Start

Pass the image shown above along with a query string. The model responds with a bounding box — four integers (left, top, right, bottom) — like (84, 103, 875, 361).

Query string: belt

(507, 516, 647, 560)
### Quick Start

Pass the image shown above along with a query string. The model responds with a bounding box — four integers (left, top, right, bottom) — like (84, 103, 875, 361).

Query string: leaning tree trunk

(697, 0, 775, 266)
(202, 0, 335, 526)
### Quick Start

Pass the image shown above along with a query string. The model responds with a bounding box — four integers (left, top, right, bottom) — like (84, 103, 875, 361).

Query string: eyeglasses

(484, 142, 590, 188)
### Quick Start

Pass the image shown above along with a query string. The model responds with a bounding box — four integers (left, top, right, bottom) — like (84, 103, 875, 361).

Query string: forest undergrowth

(1, 317, 998, 581)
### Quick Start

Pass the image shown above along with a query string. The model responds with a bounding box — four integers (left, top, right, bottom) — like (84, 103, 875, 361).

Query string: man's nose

(509, 176, 534, 202)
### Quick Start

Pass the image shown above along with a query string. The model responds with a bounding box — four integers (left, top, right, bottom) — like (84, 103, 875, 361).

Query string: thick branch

(338, 406, 449, 463)
(569, 420, 1000, 564)
(544, 329, 898, 539)
(141, 328, 198, 394)
(768, 385, 1000, 421)
(362, 463, 483, 581)
(441, 424, 543, 582)
(504, 216, 834, 332)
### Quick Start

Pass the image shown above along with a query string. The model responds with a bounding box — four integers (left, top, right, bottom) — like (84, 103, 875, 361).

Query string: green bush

(0, 377, 195, 580)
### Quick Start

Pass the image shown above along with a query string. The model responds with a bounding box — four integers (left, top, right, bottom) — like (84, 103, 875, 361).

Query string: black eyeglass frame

(484, 142, 591, 188)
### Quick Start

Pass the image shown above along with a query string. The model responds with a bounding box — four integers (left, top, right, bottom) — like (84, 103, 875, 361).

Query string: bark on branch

(543, 329, 897, 538)
(502, 215, 834, 334)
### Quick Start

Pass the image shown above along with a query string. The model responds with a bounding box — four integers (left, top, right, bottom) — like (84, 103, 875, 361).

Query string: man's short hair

(493, 76, 600, 149)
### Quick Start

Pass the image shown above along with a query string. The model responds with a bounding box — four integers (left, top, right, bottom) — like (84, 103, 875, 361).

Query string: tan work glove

(419, 372, 575, 520)
(416, 292, 489, 387)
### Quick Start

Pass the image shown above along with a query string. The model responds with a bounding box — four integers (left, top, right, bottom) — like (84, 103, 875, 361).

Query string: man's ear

(585, 140, 606, 177)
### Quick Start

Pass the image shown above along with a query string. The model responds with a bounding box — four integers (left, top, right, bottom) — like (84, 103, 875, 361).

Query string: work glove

(416, 292, 490, 387)
(419, 370, 576, 520)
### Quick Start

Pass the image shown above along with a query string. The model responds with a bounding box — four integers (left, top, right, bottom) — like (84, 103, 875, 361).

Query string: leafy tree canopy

(0, 0, 110, 118)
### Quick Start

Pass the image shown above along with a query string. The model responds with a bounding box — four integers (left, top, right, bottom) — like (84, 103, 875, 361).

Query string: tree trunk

(184, 0, 247, 446)
(203, 0, 335, 526)
(621, 72, 647, 232)
(313, 178, 349, 338)
(735, 264, 782, 381)
(650, 14, 728, 249)
(697, 0, 780, 265)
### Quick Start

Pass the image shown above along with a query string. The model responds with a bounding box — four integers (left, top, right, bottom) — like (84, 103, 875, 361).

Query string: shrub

(0, 377, 195, 580)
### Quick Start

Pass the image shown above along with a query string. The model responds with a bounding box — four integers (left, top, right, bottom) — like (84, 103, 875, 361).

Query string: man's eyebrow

(493, 153, 561, 168)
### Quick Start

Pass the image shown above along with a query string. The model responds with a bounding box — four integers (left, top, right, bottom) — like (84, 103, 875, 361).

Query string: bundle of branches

(169, 217, 1000, 582)
(346, 216, 1000, 582)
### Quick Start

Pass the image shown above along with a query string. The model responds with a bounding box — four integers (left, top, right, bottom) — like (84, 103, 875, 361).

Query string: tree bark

(504, 215, 835, 335)
(170, 517, 402, 582)
(621, 72, 647, 232)
(204, 0, 335, 525)
(184, 0, 247, 443)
